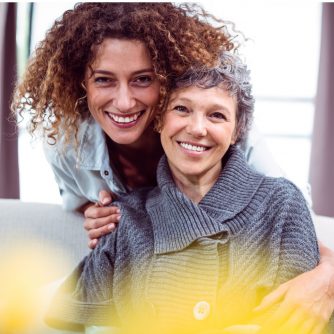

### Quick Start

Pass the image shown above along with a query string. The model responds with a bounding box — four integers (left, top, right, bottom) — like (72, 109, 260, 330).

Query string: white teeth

(108, 112, 141, 124)
(180, 142, 207, 152)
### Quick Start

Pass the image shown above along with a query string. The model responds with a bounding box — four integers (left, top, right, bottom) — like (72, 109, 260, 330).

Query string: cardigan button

(193, 301, 210, 320)
(103, 170, 109, 176)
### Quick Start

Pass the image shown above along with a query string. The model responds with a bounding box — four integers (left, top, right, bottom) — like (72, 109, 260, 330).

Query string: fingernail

(108, 223, 115, 230)
(116, 208, 120, 214)
(102, 197, 111, 205)
(117, 215, 121, 221)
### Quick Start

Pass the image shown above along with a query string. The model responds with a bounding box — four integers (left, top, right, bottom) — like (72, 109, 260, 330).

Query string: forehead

(169, 85, 237, 111)
(90, 38, 152, 69)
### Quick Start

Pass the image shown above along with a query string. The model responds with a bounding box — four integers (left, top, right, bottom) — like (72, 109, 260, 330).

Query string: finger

(84, 205, 120, 219)
(260, 302, 294, 331)
(275, 309, 306, 334)
(84, 213, 121, 231)
(297, 317, 322, 334)
(254, 283, 289, 312)
(98, 190, 113, 206)
(311, 321, 327, 334)
(88, 238, 98, 249)
(88, 223, 116, 239)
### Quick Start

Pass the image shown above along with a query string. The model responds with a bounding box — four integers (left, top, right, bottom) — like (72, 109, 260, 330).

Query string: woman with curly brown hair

(12, 2, 334, 333)
(13, 2, 235, 246)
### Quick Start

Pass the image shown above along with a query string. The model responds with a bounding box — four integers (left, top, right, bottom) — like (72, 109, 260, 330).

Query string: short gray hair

(171, 52, 254, 145)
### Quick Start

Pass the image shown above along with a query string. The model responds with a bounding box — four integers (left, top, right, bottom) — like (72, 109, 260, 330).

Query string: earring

(74, 94, 87, 113)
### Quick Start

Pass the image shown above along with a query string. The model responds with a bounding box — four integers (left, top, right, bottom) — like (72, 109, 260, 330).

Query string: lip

(105, 110, 145, 129)
(177, 140, 211, 155)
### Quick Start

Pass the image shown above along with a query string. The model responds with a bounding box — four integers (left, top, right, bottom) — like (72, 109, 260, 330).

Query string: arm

(254, 241, 334, 333)
(45, 231, 119, 330)
(254, 183, 331, 333)
(82, 190, 121, 249)
(44, 144, 121, 247)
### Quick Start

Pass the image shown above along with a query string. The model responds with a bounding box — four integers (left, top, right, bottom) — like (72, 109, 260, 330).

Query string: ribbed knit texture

(46, 146, 321, 333)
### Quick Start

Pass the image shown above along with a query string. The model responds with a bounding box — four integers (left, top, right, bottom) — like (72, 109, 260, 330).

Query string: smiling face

(84, 38, 161, 147)
(160, 85, 237, 186)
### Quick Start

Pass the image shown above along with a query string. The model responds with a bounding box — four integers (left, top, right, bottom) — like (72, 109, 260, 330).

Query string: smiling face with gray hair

(164, 52, 254, 145)
(159, 53, 254, 202)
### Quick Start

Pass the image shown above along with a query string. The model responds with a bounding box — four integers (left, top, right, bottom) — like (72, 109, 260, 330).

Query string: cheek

(214, 125, 236, 146)
(159, 129, 169, 153)
(160, 121, 177, 151)
(141, 82, 161, 105)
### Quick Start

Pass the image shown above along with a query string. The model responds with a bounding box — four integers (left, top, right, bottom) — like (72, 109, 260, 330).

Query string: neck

(171, 163, 222, 204)
(107, 127, 163, 189)
(114, 126, 159, 157)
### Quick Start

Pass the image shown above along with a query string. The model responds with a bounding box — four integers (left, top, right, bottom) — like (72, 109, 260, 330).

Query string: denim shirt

(44, 115, 310, 211)
(44, 116, 127, 211)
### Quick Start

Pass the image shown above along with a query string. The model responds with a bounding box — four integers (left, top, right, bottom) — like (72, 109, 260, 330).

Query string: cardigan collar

(146, 146, 265, 254)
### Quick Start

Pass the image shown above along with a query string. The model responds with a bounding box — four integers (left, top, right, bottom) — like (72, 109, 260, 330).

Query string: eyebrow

(91, 68, 155, 76)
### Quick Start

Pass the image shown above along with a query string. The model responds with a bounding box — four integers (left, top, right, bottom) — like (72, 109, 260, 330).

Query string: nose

(186, 114, 207, 137)
(112, 84, 136, 112)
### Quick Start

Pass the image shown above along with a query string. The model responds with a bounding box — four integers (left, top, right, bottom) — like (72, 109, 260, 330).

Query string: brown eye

(210, 112, 226, 120)
(94, 76, 116, 86)
(174, 105, 188, 113)
(133, 75, 153, 87)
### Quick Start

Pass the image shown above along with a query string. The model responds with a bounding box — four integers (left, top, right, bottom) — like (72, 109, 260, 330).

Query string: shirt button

(193, 301, 210, 320)
(104, 170, 109, 176)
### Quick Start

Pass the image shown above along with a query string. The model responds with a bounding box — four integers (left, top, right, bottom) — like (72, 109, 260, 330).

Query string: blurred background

(1, 1, 333, 217)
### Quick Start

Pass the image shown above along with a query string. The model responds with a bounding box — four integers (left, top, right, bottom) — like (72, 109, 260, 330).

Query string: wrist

(318, 261, 334, 299)
(77, 201, 95, 214)
(319, 242, 334, 267)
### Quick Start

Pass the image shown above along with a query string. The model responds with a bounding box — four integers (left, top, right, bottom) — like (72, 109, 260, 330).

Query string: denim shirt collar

(75, 115, 109, 170)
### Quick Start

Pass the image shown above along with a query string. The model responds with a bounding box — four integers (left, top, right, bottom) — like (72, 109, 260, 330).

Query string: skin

(82, 38, 162, 246)
(160, 85, 237, 203)
(79, 39, 334, 332)
(84, 38, 160, 148)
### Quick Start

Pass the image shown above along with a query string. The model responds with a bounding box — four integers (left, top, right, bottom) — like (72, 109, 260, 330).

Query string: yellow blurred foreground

(0, 239, 71, 333)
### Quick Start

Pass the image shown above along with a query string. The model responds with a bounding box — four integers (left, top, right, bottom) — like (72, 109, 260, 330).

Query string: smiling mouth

(106, 111, 144, 124)
(178, 141, 210, 152)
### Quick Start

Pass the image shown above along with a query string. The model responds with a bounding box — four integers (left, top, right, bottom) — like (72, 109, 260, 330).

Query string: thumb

(98, 190, 113, 206)
(253, 283, 289, 313)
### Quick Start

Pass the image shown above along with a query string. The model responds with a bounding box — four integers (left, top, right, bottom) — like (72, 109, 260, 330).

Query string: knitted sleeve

(273, 179, 320, 285)
(45, 231, 119, 331)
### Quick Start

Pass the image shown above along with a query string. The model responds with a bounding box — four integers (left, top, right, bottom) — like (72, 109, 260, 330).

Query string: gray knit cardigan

(46, 146, 320, 333)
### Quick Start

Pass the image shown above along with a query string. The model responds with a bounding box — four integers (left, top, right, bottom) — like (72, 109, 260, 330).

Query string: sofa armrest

(314, 215, 334, 250)
(0, 199, 90, 278)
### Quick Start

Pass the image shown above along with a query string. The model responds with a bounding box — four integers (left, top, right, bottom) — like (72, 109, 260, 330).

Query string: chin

(106, 131, 140, 145)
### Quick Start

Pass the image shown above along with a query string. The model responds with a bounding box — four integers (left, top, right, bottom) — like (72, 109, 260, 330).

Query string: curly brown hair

(12, 2, 235, 145)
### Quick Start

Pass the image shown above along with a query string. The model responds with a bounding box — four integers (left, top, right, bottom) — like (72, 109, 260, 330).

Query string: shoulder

(43, 117, 89, 164)
(113, 187, 156, 224)
(43, 115, 103, 166)
(262, 176, 306, 202)
(257, 176, 312, 226)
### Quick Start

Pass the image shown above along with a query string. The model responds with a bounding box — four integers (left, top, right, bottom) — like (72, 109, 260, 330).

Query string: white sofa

(0, 199, 90, 270)
(1, 199, 332, 266)
(0, 199, 90, 334)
